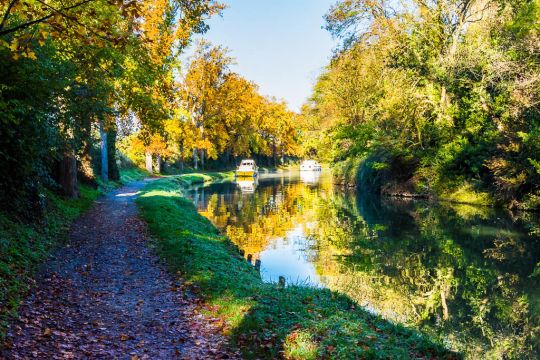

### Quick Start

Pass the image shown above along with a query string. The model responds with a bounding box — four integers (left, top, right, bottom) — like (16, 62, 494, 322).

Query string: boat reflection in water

(299, 169, 321, 185)
(235, 177, 258, 193)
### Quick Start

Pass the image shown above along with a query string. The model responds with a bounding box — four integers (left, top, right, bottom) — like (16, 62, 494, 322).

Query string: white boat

(300, 160, 322, 171)
(235, 159, 258, 177)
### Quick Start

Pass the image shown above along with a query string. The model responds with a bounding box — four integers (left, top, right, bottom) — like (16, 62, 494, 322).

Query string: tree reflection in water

(185, 172, 540, 359)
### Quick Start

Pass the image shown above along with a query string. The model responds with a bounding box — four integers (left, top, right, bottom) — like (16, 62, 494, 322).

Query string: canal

(186, 170, 540, 358)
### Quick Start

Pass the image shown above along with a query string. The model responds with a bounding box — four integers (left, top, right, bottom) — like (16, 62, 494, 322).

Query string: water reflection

(299, 170, 321, 185)
(236, 177, 258, 193)
(185, 171, 540, 359)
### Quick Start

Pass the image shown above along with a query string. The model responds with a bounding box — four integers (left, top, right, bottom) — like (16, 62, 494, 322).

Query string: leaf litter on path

(2, 181, 238, 359)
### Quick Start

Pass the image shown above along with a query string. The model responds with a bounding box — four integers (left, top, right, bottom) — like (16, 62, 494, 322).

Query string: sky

(190, 0, 337, 112)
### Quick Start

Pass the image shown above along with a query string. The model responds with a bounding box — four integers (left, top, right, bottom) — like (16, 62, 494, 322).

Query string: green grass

(136, 177, 458, 359)
(439, 182, 493, 206)
(119, 167, 149, 184)
(171, 171, 234, 186)
(94, 166, 149, 192)
(0, 166, 148, 341)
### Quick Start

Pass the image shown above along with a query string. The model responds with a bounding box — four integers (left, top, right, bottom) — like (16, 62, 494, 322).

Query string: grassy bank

(172, 171, 234, 186)
(136, 176, 456, 359)
(0, 167, 148, 340)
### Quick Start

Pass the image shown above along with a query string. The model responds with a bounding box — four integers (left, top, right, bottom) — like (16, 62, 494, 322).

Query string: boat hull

(235, 171, 258, 177)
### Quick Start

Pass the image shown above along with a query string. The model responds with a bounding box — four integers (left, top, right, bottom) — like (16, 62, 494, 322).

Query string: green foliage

(0, 0, 223, 215)
(306, 0, 540, 208)
(136, 177, 454, 359)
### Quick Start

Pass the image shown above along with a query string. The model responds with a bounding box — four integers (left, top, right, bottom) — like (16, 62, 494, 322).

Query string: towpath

(2, 180, 235, 359)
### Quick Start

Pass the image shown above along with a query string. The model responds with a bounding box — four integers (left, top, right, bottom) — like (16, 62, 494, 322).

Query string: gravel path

(2, 180, 235, 359)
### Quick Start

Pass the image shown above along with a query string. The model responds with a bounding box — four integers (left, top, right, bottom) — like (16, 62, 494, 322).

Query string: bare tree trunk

(225, 149, 231, 168)
(272, 140, 277, 168)
(59, 151, 79, 198)
(155, 154, 162, 174)
(441, 284, 449, 321)
(193, 148, 198, 169)
(145, 151, 153, 174)
(99, 120, 108, 182)
(178, 143, 184, 171)
(200, 148, 205, 170)
(79, 140, 96, 185)
(107, 128, 120, 181)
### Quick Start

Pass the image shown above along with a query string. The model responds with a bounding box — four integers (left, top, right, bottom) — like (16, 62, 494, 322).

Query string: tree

(307, 0, 540, 206)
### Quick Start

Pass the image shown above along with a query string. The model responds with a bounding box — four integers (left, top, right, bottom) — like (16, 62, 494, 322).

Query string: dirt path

(2, 180, 235, 359)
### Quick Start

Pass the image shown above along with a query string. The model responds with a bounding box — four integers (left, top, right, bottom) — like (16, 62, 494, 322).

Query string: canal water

(186, 171, 540, 358)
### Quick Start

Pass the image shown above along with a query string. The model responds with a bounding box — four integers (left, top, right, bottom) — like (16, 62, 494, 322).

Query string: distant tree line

(120, 41, 300, 173)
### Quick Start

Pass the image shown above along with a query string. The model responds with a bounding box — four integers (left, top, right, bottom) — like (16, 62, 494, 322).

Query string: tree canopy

(305, 0, 540, 209)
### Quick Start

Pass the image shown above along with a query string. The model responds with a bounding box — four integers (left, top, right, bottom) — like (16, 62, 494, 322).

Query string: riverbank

(0, 167, 147, 341)
(331, 157, 504, 208)
(136, 175, 456, 359)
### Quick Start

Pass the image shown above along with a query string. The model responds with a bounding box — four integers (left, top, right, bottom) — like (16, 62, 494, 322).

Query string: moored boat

(235, 159, 259, 177)
(300, 160, 322, 171)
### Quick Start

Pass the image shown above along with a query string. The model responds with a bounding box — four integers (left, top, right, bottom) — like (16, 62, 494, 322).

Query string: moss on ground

(136, 176, 457, 359)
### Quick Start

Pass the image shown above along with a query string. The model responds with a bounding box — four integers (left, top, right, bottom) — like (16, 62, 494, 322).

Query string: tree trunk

(178, 144, 184, 171)
(200, 148, 205, 170)
(225, 149, 231, 168)
(441, 286, 449, 321)
(107, 128, 120, 181)
(99, 120, 108, 182)
(273, 141, 277, 168)
(193, 148, 198, 169)
(155, 154, 162, 174)
(59, 151, 79, 198)
(145, 151, 153, 174)
(79, 140, 96, 185)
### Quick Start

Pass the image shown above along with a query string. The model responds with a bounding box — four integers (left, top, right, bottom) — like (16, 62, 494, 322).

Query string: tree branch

(0, 0, 94, 37)
(0, 0, 18, 31)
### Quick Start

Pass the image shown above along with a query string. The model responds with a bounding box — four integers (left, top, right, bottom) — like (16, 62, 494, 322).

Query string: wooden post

(278, 276, 286, 287)
(254, 259, 261, 272)
(247, 254, 253, 264)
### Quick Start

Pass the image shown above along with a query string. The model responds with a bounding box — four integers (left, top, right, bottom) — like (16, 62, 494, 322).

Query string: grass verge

(0, 167, 147, 341)
(136, 176, 457, 359)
